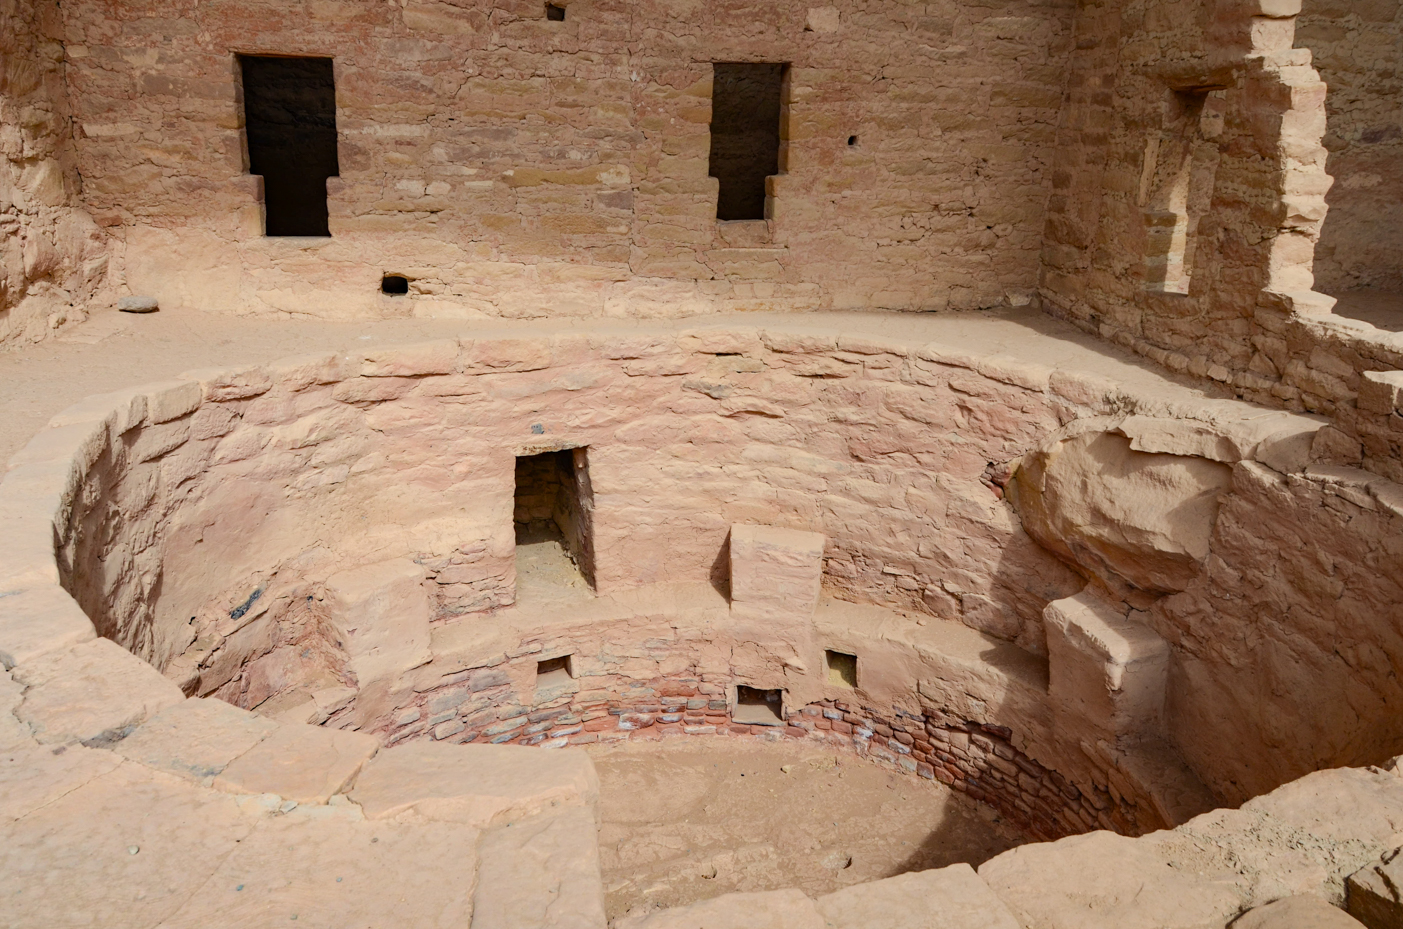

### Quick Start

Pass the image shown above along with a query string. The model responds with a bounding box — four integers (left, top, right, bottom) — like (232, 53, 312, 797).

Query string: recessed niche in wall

(546, 3, 565, 20)
(381, 274, 409, 295)
(239, 55, 340, 237)
(708, 62, 786, 221)
(1139, 88, 1224, 295)
(734, 685, 784, 726)
(537, 655, 574, 689)
(847, 135, 858, 147)
(826, 650, 857, 688)
(514, 448, 596, 588)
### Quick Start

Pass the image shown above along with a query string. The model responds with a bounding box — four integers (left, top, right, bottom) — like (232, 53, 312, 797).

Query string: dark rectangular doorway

(514, 448, 595, 588)
(239, 55, 339, 237)
(708, 63, 785, 221)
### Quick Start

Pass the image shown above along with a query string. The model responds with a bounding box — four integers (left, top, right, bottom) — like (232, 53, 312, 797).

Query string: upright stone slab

(729, 524, 825, 622)
(324, 558, 433, 690)
(1044, 589, 1169, 744)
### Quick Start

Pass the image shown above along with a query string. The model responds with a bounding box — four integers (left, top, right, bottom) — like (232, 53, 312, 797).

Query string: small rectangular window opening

(545, 3, 565, 19)
(240, 55, 340, 237)
(825, 650, 857, 688)
(708, 63, 786, 221)
(734, 685, 784, 726)
(537, 655, 574, 689)
(1139, 88, 1223, 295)
(514, 448, 596, 588)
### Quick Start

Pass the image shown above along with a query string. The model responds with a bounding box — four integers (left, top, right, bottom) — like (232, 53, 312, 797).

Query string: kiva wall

(24, 328, 1403, 815)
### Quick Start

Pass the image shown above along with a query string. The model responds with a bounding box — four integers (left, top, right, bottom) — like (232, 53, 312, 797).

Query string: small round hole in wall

(381, 275, 409, 295)
(847, 135, 858, 147)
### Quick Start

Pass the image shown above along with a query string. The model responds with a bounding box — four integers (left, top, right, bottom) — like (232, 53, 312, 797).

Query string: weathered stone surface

(213, 723, 378, 803)
(1045, 590, 1169, 742)
(351, 741, 599, 827)
(13, 639, 184, 745)
(472, 807, 605, 929)
(730, 524, 826, 622)
(0, 763, 254, 928)
(115, 697, 279, 780)
(0, 742, 121, 822)
(1347, 848, 1403, 929)
(816, 863, 1020, 929)
(324, 558, 433, 689)
(620, 889, 824, 929)
(0, 585, 96, 670)
(1012, 427, 1234, 593)
(0, 670, 33, 750)
(1235, 895, 1366, 929)
(978, 831, 1245, 929)
(159, 809, 479, 929)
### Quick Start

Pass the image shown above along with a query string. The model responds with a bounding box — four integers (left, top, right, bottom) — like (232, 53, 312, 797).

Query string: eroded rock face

(1011, 426, 1234, 595)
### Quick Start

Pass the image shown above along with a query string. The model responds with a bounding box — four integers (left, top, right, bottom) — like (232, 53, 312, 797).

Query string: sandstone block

(1358, 372, 1403, 416)
(1045, 590, 1168, 743)
(816, 863, 1020, 929)
(730, 524, 825, 621)
(213, 722, 378, 803)
(351, 740, 599, 827)
(471, 806, 606, 929)
(619, 889, 824, 929)
(143, 380, 202, 424)
(158, 810, 479, 929)
(115, 696, 279, 780)
(978, 830, 1244, 929)
(13, 638, 184, 745)
(1347, 848, 1403, 929)
(1011, 427, 1232, 593)
(0, 742, 121, 823)
(324, 558, 433, 689)
(0, 585, 96, 670)
(1236, 896, 1365, 929)
(0, 763, 254, 928)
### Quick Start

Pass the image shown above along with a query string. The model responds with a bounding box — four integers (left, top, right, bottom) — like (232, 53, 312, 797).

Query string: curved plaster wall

(4, 328, 1403, 860)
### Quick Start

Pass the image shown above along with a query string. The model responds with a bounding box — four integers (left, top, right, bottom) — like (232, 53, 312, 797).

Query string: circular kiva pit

(11, 328, 1403, 924)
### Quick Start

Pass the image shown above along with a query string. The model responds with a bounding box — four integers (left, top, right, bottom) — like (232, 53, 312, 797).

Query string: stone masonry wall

(1034, 0, 1403, 492)
(64, 331, 1092, 679)
(1297, 0, 1403, 295)
(0, 0, 107, 348)
(60, 0, 1073, 319)
(30, 331, 1403, 817)
(370, 656, 1140, 842)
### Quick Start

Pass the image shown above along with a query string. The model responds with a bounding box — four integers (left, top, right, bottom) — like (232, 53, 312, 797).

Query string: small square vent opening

(826, 650, 857, 688)
(537, 655, 574, 689)
(546, 3, 565, 19)
(734, 685, 784, 726)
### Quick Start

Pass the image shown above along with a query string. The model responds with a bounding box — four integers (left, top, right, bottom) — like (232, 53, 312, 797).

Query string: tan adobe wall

(1297, 0, 1403, 295)
(0, 0, 107, 348)
(59, 0, 1073, 319)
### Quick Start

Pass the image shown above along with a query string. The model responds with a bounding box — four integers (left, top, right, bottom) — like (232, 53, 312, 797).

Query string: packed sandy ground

(589, 737, 1027, 920)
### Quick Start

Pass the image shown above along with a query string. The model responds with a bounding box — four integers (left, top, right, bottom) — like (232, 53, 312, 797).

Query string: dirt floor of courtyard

(588, 736, 1028, 921)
